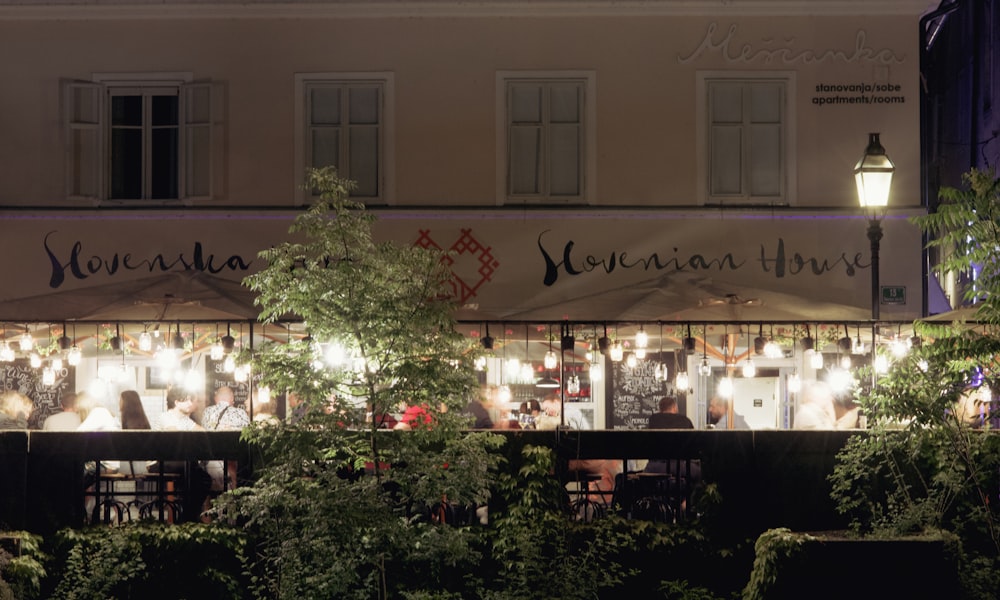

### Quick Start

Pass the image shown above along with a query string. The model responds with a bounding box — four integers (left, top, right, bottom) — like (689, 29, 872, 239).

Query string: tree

(218, 167, 503, 600)
(829, 168, 1000, 598)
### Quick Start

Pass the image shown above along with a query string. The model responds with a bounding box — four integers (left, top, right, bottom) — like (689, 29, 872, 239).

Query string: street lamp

(854, 132, 894, 320)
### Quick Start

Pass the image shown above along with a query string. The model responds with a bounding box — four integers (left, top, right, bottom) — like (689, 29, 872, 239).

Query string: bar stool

(91, 472, 130, 525)
(567, 471, 608, 522)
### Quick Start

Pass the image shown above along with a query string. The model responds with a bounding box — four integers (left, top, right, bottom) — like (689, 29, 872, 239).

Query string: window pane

(151, 127, 179, 199)
(152, 95, 179, 127)
(710, 126, 742, 195)
(349, 87, 379, 124)
(185, 125, 210, 197)
(310, 87, 342, 125)
(749, 124, 781, 196)
(510, 85, 542, 123)
(109, 129, 142, 199)
(710, 84, 743, 124)
(509, 126, 541, 194)
(111, 95, 142, 127)
(311, 129, 340, 170)
(349, 127, 378, 197)
(750, 84, 781, 123)
(549, 85, 580, 124)
(548, 124, 580, 195)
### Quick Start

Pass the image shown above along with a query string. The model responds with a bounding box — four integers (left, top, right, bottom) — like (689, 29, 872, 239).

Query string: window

(294, 73, 393, 205)
(696, 72, 795, 205)
(497, 71, 596, 204)
(63, 73, 223, 204)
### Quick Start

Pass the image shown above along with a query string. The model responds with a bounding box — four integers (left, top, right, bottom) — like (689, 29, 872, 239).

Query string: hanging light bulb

(625, 352, 637, 368)
(67, 345, 82, 366)
(29, 352, 42, 368)
(42, 365, 55, 386)
(474, 355, 487, 371)
(699, 358, 712, 377)
(324, 342, 346, 366)
(609, 341, 624, 362)
(873, 353, 890, 374)
(635, 327, 648, 350)
(589, 357, 603, 383)
(210, 339, 224, 361)
(520, 362, 534, 383)
(497, 384, 511, 404)
(787, 371, 802, 393)
(828, 367, 856, 393)
(810, 350, 824, 370)
(18, 330, 33, 352)
(653, 362, 664, 380)
(234, 364, 250, 383)
(917, 358, 929, 372)
(567, 373, 581, 395)
(139, 330, 153, 352)
(676, 370, 689, 391)
(718, 376, 734, 398)
(51, 356, 63, 371)
(635, 347, 647, 360)
(742, 358, 756, 378)
(257, 385, 271, 405)
(891, 336, 909, 358)
(0, 342, 14, 362)
(506, 357, 521, 378)
(840, 354, 852, 369)
(223, 354, 236, 373)
(543, 349, 558, 370)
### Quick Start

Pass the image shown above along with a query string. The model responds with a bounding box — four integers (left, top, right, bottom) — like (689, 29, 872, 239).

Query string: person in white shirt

(43, 392, 82, 431)
(154, 387, 211, 523)
(201, 386, 249, 491)
(76, 392, 120, 432)
(202, 386, 250, 431)
(155, 388, 204, 431)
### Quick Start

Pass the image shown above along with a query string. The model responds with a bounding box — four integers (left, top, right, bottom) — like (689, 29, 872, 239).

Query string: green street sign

(881, 286, 906, 305)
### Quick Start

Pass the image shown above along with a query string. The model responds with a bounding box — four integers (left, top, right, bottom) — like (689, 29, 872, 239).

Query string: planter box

(754, 531, 959, 600)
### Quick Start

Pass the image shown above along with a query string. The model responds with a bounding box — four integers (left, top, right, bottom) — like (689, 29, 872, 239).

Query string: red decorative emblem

(415, 229, 498, 304)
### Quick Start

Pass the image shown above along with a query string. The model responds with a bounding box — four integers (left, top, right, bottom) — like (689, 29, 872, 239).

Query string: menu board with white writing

(205, 357, 251, 409)
(605, 352, 676, 430)
(1, 360, 75, 428)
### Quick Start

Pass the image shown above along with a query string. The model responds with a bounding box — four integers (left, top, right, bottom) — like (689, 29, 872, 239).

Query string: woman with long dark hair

(119, 390, 151, 430)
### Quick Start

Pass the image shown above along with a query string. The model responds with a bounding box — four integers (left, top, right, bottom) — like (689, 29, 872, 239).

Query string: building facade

(0, 0, 939, 429)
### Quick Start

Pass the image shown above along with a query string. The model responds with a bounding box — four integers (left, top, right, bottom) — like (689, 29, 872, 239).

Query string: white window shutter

(62, 79, 104, 202)
(180, 81, 224, 201)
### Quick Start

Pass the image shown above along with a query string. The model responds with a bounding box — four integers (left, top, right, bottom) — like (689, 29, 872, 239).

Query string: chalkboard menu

(205, 357, 251, 409)
(605, 352, 677, 430)
(1, 359, 75, 429)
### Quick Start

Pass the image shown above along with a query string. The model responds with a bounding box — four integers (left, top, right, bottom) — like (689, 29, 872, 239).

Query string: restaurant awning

(0, 271, 261, 323)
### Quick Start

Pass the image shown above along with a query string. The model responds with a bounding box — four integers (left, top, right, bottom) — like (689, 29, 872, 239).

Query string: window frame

(495, 70, 597, 205)
(695, 71, 796, 206)
(62, 72, 223, 206)
(293, 72, 394, 205)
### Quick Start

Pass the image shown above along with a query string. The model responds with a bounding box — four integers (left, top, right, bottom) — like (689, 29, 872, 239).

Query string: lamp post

(854, 132, 895, 321)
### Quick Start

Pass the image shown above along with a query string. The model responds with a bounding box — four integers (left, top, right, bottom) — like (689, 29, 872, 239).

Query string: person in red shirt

(395, 402, 433, 430)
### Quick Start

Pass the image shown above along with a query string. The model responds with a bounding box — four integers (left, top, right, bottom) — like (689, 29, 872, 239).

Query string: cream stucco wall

(0, 8, 923, 208)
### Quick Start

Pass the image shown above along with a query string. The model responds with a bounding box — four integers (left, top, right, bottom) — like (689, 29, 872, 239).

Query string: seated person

(647, 396, 694, 429)
(644, 396, 701, 483)
(0, 391, 32, 429)
(794, 381, 837, 430)
(518, 399, 541, 429)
